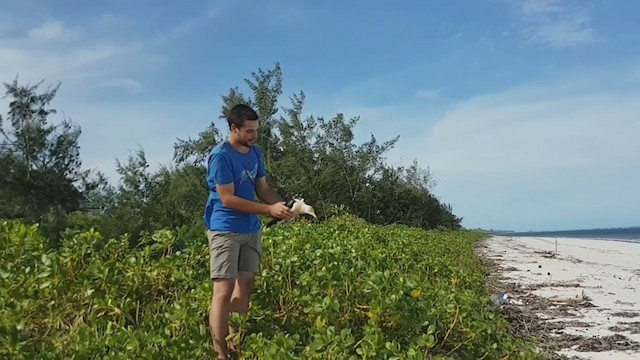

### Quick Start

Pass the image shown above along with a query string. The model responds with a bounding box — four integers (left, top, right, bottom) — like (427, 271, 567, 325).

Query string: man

(204, 103, 293, 359)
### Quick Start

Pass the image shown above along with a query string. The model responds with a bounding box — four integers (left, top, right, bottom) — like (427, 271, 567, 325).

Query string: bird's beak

(307, 206, 317, 218)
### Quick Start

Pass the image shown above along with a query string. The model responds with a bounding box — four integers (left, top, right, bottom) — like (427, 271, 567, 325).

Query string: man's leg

(229, 271, 256, 313)
(227, 231, 261, 339)
(227, 271, 256, 348)
(231, 230, 261, 313)
(210, 279, 234, 359)
(208, 231, 240, 359)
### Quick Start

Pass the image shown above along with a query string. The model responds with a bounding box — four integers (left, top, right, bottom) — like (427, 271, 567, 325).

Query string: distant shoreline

(500, 234, 640, 245)
(483, 226, 640, 243)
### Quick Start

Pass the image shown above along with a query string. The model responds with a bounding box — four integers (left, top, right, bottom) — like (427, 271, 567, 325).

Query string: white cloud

(416, 88, 442, 100)
(98, 78, 142, 92)
(95, 13, 130, 29)
(525, 14, 597, 48)
(151, 3, 224, 45)
(28, 20, 79, 42)
(420, 66, 640, 230)
(0, 41, 132, 92)
(508, 0, 600, 48)
(514, 0, 563, 15)
(0, 14, 182, 99)
(0, 14, 204, 182)
(0, 2, 227, 89)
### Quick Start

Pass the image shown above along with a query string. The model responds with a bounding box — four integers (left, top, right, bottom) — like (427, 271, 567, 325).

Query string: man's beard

(240, 138, 256, 147)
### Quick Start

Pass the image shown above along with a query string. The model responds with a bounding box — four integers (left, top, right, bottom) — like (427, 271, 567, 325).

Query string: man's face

(232, 120, 259, 147)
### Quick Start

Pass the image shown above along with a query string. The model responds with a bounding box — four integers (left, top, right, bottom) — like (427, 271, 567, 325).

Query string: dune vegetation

(1, 217, 541, 359)
(1, 65, 541, 358)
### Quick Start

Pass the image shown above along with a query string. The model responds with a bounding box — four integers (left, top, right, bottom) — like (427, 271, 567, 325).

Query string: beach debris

(546, 291, 593, 307)
(493, 292, 524, 306)
(614, 299, 636, 307)
(609, 322, 640, 334)
(498, 292, 508, 303)
(547, 297, 589, 306)
(487, 284, 638, 356)
(475, 240, 640, 359)
(611, 311, 639, 318)
(569, 334, 640, 352)
(536, 281, 581, 289)
(534, 250, 556, 258)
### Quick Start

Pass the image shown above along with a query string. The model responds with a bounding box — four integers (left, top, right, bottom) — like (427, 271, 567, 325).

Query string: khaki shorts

(207, 230, 262, 279)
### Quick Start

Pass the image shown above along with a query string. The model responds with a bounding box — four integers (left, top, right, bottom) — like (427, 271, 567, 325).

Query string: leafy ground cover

(0, 216, 541, 359)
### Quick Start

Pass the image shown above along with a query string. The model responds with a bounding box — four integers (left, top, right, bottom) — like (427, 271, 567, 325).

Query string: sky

(0, 0, 638, 232)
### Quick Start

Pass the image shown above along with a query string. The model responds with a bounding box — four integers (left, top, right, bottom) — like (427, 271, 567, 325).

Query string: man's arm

(255, 176, 285, 205)
(209, 149, 291, 219)
(217, 183, 271, 215)
(217, 182, 293, 220)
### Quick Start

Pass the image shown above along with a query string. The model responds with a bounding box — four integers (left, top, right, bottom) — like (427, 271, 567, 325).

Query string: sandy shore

(480, 236, 640, 360)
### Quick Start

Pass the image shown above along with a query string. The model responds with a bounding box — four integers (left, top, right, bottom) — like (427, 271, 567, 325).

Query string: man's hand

(268, 202, 294, 220)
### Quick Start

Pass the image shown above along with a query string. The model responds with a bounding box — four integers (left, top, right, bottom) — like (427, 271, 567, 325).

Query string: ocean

(492, 227, 640, 244)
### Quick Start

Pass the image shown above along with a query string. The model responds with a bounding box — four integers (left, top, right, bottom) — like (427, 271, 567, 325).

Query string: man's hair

(227, 104, 258, 129)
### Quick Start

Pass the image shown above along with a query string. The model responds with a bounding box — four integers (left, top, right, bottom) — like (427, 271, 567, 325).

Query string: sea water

(506, 227, 640, 244)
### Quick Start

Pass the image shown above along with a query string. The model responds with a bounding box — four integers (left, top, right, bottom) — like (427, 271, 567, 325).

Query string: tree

(173, 123, 222, 165)
(206, 63, 460, 229)
(0, 77, 101, 223)
(64, 62, 462, 241)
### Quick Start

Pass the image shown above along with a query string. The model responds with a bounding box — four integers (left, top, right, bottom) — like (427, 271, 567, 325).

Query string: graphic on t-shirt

(240, 163, 258, 185)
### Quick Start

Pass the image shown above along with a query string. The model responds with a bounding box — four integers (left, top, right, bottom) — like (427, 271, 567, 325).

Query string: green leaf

(41, 254, 52, 266)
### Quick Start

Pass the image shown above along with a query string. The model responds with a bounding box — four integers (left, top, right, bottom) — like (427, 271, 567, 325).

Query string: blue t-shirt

(203, 140, 267, 233)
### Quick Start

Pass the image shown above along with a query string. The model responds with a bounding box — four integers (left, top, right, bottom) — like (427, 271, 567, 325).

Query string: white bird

(265, 197, 316, 228)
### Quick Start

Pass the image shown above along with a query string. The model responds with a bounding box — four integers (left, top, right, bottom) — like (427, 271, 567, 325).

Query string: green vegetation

(1, 63, 459, 246)
(0, 217, 540, 359)
(0, 65, 542, 358)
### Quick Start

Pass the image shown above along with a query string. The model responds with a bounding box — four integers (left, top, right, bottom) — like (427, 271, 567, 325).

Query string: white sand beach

(482, 236, 640, 360)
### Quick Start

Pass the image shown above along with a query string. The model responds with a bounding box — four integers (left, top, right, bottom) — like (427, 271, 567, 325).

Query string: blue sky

(1, 0, 638, 231)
